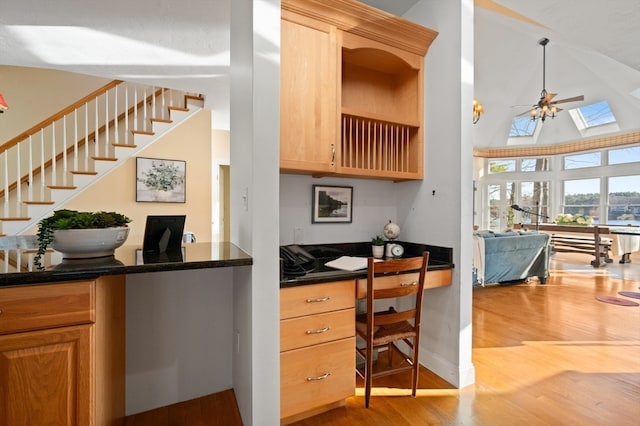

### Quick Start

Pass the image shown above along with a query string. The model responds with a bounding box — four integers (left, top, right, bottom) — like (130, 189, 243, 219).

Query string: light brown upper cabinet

(280, 0, 438, 181)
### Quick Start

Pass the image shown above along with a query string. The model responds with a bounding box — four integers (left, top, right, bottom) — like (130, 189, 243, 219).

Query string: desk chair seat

(355, 251, 429, 408)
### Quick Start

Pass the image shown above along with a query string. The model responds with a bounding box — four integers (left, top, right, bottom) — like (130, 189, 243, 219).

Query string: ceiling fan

(521, 37, 584, 122)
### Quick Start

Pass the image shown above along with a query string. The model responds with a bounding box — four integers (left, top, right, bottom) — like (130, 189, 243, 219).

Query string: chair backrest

(366, 251, 429, 328)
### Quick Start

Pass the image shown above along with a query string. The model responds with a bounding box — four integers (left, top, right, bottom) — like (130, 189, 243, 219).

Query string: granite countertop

(280, 241, 454, 288)
(0, 242, 252, 287)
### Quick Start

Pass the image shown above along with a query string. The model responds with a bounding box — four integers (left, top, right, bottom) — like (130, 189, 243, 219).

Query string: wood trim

(474, 130, 640, 158)
(281, 0, 438, 56)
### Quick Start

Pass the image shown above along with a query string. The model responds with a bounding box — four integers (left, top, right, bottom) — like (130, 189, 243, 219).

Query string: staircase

(0, 81, 203, 236)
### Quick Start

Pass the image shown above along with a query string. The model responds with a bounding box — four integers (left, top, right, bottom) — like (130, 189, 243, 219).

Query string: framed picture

(312, 185, 353, 223)
(136, 157, 186, 203)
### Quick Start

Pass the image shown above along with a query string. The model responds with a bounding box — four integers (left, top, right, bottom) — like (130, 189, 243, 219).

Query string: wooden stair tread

(47, 185, 77, 190)
(150, 118, 173, 124)
(168, 106, 189, 112)
(23, 201, 55, 205)
(70, 170, 98, 175)
(132, 130, 155, 136)
(92, 156, 118, 162)
(0, 217, 31, 221)
(112, 143, 138, 148)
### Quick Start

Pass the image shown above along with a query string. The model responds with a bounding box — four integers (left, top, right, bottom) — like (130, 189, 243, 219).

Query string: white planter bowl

(51, 227, 130, 259)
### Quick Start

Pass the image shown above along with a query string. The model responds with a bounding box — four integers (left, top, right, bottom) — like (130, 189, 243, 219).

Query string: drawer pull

(400, 281, 418, 287)
(305, 296, 330, 303)
(307, 371, 331, 381)
(306, 326, 330, 335)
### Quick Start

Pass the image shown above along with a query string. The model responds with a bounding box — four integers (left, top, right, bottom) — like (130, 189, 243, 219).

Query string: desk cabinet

(280, 0, 437, 181)
(0, 276, 125, 425)
(280, 280, 355, 423)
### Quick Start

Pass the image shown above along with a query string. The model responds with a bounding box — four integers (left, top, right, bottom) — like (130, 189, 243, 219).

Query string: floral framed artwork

(136, 157, 186, 203)
(312, 185, 353, 223)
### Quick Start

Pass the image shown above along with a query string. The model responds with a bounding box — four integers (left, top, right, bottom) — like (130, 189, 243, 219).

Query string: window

(564, 152, 601, 170)
(489, 159, 515, 173)
(521, 158, 549, 172)
(563, 178, 600, 223)
(518, 181, 550, 223)
(574, 101, 616, 129)
(609, 146, 640, 165)
(607, 175, 640, 225)
(509, 116, 537, 137)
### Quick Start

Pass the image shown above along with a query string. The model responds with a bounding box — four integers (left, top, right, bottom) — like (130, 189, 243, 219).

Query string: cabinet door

(0, 325, 93, 426)
(280, 15, 338, 175)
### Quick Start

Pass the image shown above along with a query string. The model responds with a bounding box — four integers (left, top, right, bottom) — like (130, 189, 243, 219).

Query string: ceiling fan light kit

(528, 37, 584, 122)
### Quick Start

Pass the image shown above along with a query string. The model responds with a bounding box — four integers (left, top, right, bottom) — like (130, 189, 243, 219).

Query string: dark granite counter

(0, 242, 252, 287)
(280, 241, 454, 288)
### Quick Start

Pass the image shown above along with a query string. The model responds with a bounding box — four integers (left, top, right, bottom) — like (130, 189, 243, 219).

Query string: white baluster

(133, 87, 138, 135)
(114, 85, 119, 145)
(28, 135, 34, 201)
(125, 85, 129, 145)
(143, 87, 148, 131)
(73, 109, 78, 171)
(16, 140, 21, 207)
(2, 152, 8, 217)
(51, 121, 57, 185)
(62, 116, 67, 185)
(96, 96, 100, 157)
(85, 102, 89, 169)
(40, 129, 45, 199)
(105, 90, 109, 154)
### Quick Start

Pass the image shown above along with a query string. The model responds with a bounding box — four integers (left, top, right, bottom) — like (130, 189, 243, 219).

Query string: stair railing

(0, 81, 189, 220)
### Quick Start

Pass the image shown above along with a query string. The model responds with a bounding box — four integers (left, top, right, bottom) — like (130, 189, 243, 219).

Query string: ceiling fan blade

(516, 108, 534, 117)
(550, 95, 585, 105)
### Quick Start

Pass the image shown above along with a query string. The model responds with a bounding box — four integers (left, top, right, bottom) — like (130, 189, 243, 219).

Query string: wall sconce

(473, 98, 484, 124)
(0, 93, 8, 113)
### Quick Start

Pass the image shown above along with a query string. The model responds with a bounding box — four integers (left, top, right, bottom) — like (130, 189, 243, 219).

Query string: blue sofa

(473, 231, 551, 285)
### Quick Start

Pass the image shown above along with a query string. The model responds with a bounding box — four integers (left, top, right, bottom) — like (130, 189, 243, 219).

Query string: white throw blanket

(472, 234, 486, 286)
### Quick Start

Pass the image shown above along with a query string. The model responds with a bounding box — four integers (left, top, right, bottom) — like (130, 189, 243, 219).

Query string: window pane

(521, 158, 549, 172)
(517, 181, 549, 224)
(607, 175, 640, 225)
(488, 184, 501, 229)
(564, 152, 601, 170)
(489, 159, 515, 173)
(577, 100, 616, 128)
(509, 116, 536, 137)
(563, 178, 600, 223)
(609, 146, 640, 165)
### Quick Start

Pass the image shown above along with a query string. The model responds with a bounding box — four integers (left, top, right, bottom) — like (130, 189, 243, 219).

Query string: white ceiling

(1, 0, 639, 148)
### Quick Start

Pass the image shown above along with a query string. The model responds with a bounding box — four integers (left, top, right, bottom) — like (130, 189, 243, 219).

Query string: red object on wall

(0, 93, 8, 111)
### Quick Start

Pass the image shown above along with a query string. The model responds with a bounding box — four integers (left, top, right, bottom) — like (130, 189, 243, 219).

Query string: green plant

(34, 209, 131, 270)
(371, 235, 385, 246)
(138, 160, 184, 192)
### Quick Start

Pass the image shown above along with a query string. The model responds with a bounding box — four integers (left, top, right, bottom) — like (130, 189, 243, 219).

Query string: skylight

(572, 100, 616, 129)
(509, 116, 537, 137)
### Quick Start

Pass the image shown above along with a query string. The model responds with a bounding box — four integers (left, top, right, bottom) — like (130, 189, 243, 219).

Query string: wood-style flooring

(125, 251, 640, 425)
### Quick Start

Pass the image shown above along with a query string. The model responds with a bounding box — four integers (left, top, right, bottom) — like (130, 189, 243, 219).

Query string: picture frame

(312, 185, 353, 223)
(136, 157, 186, 203)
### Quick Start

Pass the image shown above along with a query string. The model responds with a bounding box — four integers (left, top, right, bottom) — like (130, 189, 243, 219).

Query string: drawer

(355, 269, 452, 299)
(281, 281, 355, 320)
(281, 308, 354, 352)
(0, 281, 95, 335)
(281, 337, 355, 419)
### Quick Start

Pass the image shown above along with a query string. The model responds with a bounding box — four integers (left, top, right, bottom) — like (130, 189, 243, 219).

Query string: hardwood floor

(125, 251, 640, 425)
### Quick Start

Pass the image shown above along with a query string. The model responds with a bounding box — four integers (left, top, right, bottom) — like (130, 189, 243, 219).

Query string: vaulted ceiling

(1, 0, 639, 149)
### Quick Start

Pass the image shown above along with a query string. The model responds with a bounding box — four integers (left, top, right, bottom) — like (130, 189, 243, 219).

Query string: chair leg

(387, 343, 393, 367)
(365, 341, 373, 408)
(411, 339, 419, 398)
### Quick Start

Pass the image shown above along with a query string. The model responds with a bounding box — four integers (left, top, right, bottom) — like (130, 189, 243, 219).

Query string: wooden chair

(355, 251, 429, 408)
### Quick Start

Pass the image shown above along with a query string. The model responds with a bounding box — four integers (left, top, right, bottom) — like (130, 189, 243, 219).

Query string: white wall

(396, 0, 475, 388)
(230, 0, 281, 424)
(125, 268, 237, 414)
(279, 175, 398, 245)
